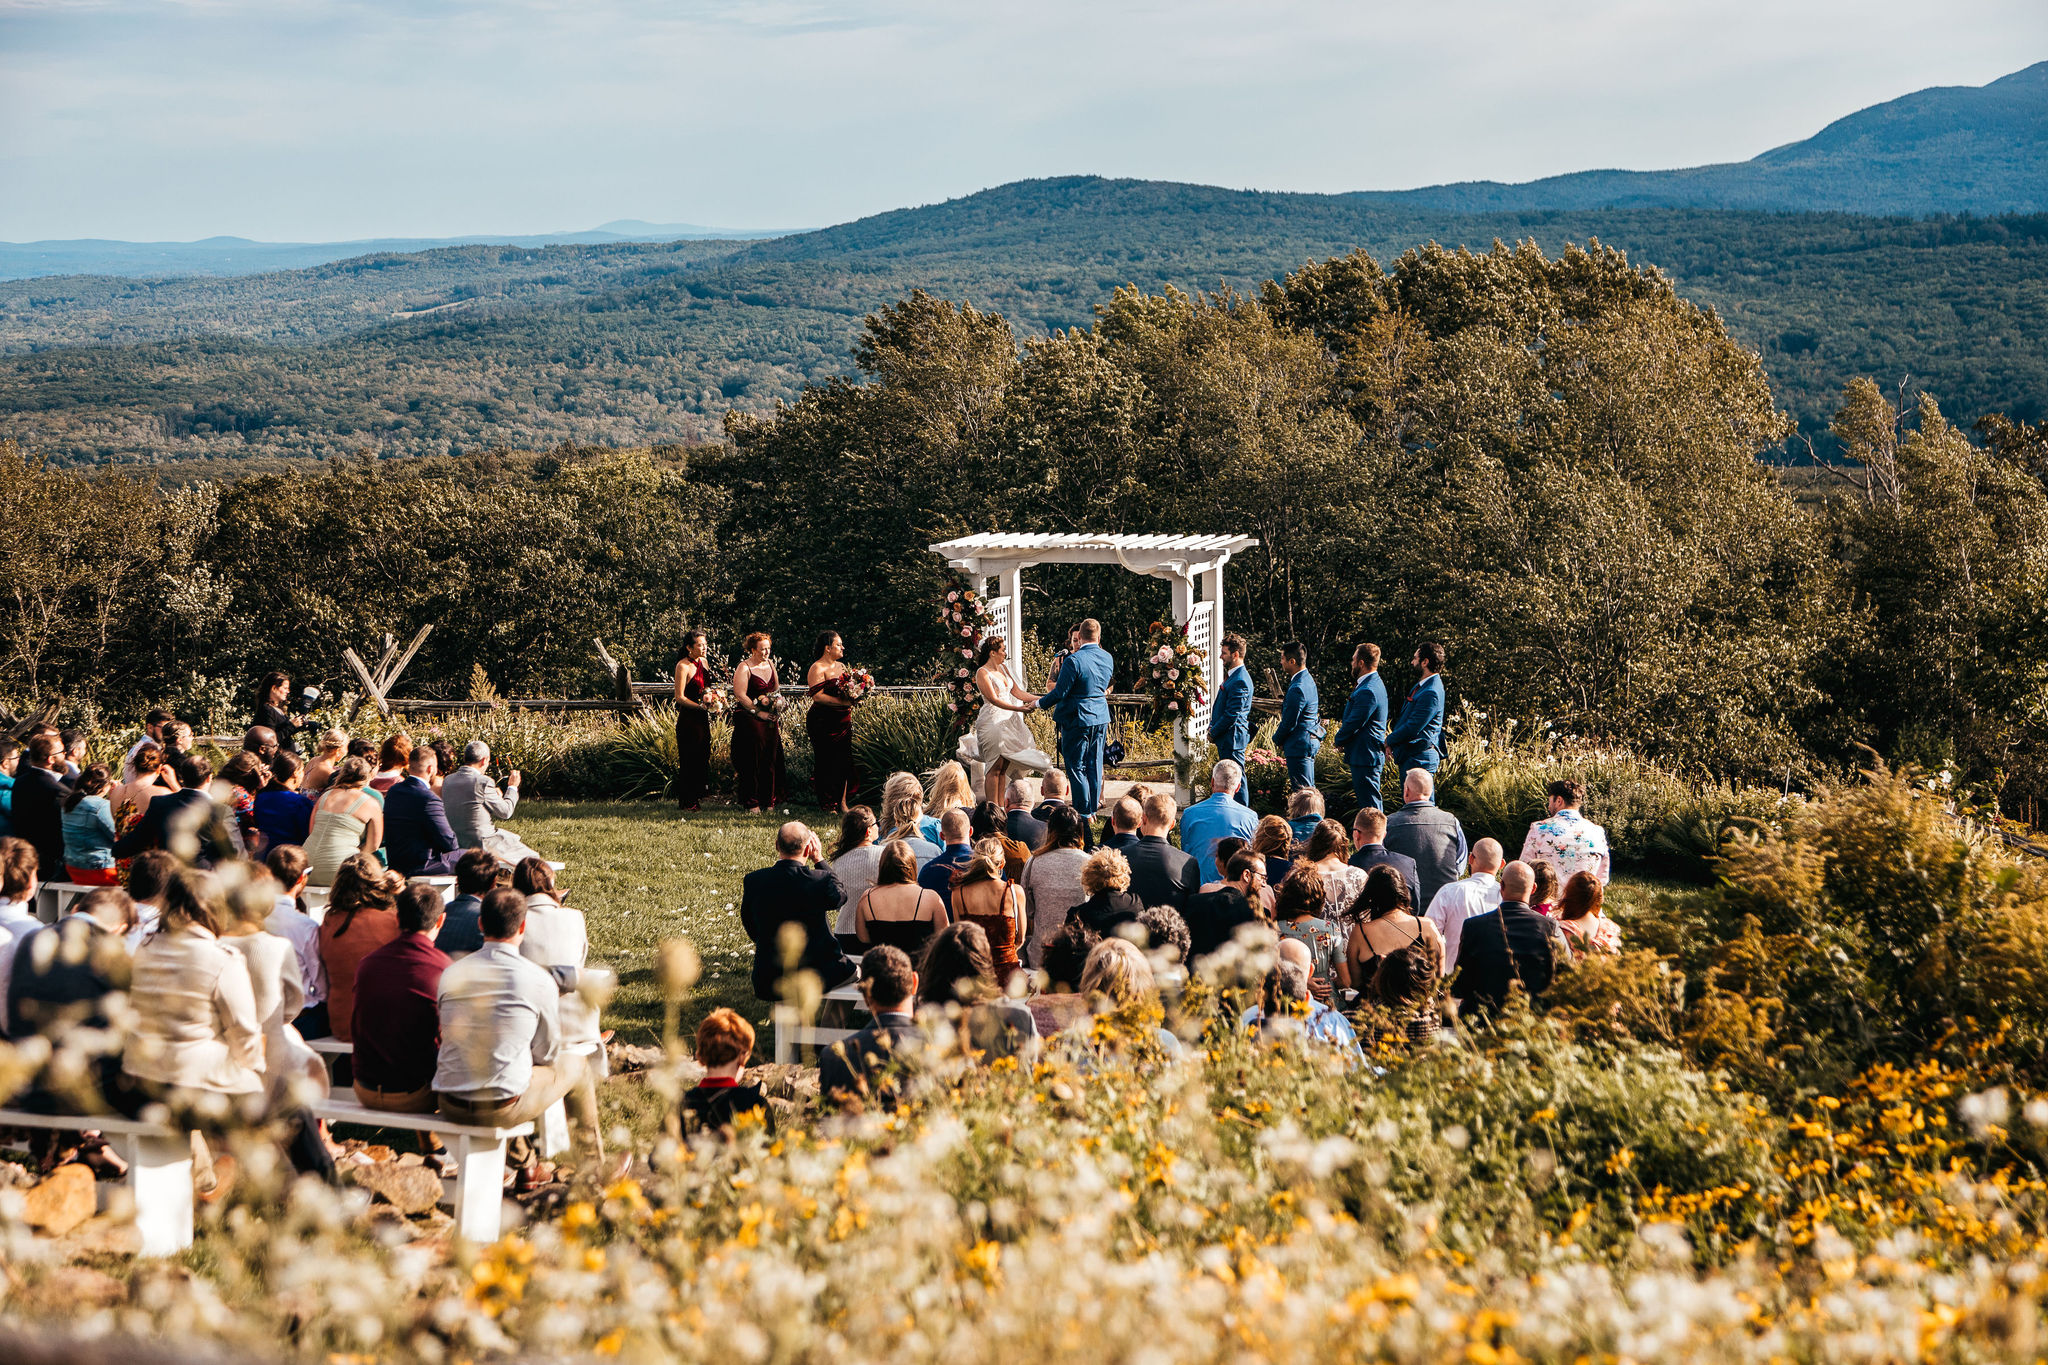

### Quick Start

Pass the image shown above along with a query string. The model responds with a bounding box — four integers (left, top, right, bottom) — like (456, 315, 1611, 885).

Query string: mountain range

(3, 62, 2041, 283)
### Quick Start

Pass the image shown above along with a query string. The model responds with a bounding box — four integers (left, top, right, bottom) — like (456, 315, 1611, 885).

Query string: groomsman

(1387, 641, 1448, 776)
(1037, 619, 1114, 817)
(1273, 641, 1325, 794)
(1207, 633, 1253, 806)
(1334, 642, 1390, 811)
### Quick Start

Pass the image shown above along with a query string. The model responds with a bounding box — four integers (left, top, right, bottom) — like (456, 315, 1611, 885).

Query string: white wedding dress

(960, 667, 1055, 781)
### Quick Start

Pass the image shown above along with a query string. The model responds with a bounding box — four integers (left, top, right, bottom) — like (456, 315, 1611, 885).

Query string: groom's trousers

(1063, 723, 1108, 816)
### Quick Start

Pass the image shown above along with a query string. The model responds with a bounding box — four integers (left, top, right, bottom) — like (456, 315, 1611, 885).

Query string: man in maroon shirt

(352, 883, 452, 1167)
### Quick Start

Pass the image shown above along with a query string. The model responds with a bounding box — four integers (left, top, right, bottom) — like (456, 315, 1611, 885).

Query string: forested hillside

(4, 182, 2046, 466)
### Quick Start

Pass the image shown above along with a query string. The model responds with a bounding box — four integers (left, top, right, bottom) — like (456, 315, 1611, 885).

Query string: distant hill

(1361, 62, 2048, 215)
(0, 222, 788, 282)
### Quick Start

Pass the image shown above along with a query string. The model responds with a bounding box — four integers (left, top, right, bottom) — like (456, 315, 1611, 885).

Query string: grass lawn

(511, 798, 1695, 1063)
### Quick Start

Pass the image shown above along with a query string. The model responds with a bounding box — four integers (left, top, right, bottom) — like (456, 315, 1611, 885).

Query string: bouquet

(825, 666, 875, 704)
(1136, 617, 1208, 733)
(752, 690, 788, 720)
(702, 687, 732, 717)
(936, 579, 998, 730)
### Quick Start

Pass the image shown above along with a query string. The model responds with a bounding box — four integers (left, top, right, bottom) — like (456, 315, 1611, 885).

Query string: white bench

(34, 881, 101, 924)
(0, 1110, 199, 1256)
(313, 1098, 544, 1243)
(772, 980, 869, 1064)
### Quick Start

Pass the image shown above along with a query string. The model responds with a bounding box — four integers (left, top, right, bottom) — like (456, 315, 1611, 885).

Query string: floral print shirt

(1519, 808, 1611, 886)
(1277, 915, 1343, 990)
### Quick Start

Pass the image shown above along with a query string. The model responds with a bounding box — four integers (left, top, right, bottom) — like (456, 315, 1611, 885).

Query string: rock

(346, 1162, 446, 1216)
(359, 1144, 398, 1164)
(22, 1164, 97, 1236)
(747, 1063, 809, 1101)
(53, 1213, 142, 1258)
(607, 1042, 666, 1074)
(27, 1266, 126, 1308)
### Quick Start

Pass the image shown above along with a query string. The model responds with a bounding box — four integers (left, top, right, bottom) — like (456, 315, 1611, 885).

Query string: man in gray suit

(1381, 768, 1468, 912)
(442, 741, 541, 864)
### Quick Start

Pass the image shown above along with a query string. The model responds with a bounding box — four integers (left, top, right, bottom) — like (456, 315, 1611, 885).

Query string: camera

(294, 685, 322, 716)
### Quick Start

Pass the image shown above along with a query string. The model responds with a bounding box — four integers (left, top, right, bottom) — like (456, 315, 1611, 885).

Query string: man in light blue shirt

(1179, 759, 1260, 884)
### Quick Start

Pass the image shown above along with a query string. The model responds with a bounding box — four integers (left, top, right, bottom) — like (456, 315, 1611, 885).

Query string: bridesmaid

(730, 632, 787, 814)
(672, 630, 713, 811)
(805, 630, 858, 815)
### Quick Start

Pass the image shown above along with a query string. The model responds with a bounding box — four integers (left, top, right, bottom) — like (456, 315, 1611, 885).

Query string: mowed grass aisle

(514, 799, 1686, 1063)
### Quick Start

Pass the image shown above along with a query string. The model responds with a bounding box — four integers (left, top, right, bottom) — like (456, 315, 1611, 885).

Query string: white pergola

(928, 532, 1259, 801)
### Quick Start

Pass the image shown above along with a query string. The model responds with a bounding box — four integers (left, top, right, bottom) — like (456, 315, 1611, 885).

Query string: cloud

(0, 0, 2041, 239)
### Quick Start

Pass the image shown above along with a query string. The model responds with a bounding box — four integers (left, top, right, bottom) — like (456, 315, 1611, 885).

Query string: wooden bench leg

(452, 1134, 507, 1243)
(541, 1100, 570, 1159)
(122, 1132, 194, 1256)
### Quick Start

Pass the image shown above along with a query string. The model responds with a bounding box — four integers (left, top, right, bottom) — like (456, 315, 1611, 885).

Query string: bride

(969, 637, 1054, 806)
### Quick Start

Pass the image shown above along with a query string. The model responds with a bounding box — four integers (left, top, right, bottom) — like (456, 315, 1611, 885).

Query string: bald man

(1424, 836, 1505, 976)
(1240, 936, 1360, 1051)
(740, 821, 855, 1001)
(1383, 768, 1469, 910)
(1449, 860, 1571, 1015)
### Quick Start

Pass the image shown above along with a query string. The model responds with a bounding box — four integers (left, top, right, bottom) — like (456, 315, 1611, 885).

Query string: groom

(1037, 617, 1114, 818)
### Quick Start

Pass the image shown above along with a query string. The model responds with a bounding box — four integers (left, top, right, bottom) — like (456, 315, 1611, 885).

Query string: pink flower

(956, 667, 969, 678)
(960, 647, 973, 658)
(947, 701, 958, 711)
(947, 591, 959, 602)
(961, 627, 973, 637)
(1168, 668, 1180, 680)
(1168, 701, 1179, 711)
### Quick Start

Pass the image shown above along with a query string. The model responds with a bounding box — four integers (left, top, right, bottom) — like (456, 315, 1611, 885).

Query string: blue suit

(1388, 673, 1446, 775)
(1037, 641, 1114, 816)
(1208, 663, 1253, 805)
(382, 774, 463, 876)
(1273, 668, 1325, 793)
(1334, 670, 1390, 811)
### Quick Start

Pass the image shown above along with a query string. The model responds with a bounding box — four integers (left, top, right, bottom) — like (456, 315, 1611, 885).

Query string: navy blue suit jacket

(1037, 642, 1113, 730)
(1275, 669, 1325, 757)
(1334, 671, 1389, 762)
(1209, 664, 1252, 751)
(382, 774, 460, 875)
(1388, 673, 1446, 768)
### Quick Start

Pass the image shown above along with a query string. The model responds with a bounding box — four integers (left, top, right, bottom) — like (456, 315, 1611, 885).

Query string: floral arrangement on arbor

(937, 580, 997, 730)
(1136, 617, 1207, 733)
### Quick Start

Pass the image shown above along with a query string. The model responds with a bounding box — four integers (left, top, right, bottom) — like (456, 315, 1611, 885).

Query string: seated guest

(369, 732, 411, 796)
(1181, 850, 1268, 965)
(119, 867, 331, 1180)
(1348, 806, 1420, 907)
(442, 741, 540, 863)
(217, 750, 270, 860)
(1385, 768, 1470, 912)
(1031, 769, 1079, 830)
(1056, 938, 1181, 1065)
(383, 745, 463, 876)
(108, 742, 166, 848)
(916, 808, 975, 909)
(922, 762, 975, 841)
(61, 764, 119, 886)
(1449, 861, 1572, 1018)
(916, 921, 1037, 1063)
(1021, 806, 1091, 969)
(1528, 861, 1562, 918)
(1126, 793, 1198, 911)
(303, 756, 383, 887)
(1342, 863, 1445, 998)
(1251, 814, 1296, 889)
(1101, 796, 1143, 852)
(818, 945, 922, 1111)
(1239, 938, 1360, 1052)
(263, 844, 329, 1037)
(1273, 866, 1340, 1003)
(317, 854, 404, 1046)
(219, 868, 328, 1116)
(435, 889, 598, 1179)
(682, 1008, 774, 1137)
(13, 734, 71, 876)
(8, 885, 135, 1172)
(1556, 870, 1622, 954)
(125, 848, 177, 951)
(0, 838, 47, 1025)
(1425, 838, 1505, 977)
(1366, 931, 1444, 1049)
(346, 737, 377, 765)
(829, 806, 884, 953)
(1028, 919, 1098, 1036)
(242, 725, 280, 768)
(948, 838, 1027, 990)
(352, 883, 453, 1167)
(59, 730, 87, 782)
(253, 752, 315, 852)
(1286, 787, 1326, 844)
(1069, 847, 1144, 938)
(1133, 903, 1192, 968)
(855, 840, 947, 959)
(1179, 760, 1260, 884)
(878, 772, 941, 862)
(303, 729, 349, 794)
(741, 822, 857, 1002)
(0, 739, 22, 840)
(1003, 780, 1047, 852)
(1294, 819, 1369, 919)
(513, 858, 605, 1152)
(974, 799, 1030, 881)
(120, 709, 176, 783)
(435, 848, 503, 957)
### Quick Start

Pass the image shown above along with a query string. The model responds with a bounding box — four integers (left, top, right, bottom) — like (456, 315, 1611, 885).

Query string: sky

(0, 0, 2041, 243)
